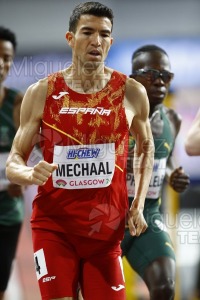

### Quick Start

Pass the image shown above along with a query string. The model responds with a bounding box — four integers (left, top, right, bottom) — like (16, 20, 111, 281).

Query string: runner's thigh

(81, 244, 126, 300)
(32, 229, 80, 299)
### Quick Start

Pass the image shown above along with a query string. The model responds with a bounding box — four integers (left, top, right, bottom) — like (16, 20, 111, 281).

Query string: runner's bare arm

(6, 79, 57, 186)
(165, 109, 190, 192)
(125, 78, 154, 236)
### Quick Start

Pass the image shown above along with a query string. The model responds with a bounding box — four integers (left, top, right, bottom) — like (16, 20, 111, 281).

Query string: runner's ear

(66, 31, 74, 48)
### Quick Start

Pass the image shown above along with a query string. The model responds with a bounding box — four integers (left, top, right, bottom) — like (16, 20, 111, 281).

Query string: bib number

(127, 158, 167, 199)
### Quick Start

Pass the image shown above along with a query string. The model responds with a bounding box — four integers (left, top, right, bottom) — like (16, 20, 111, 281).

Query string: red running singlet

(31, 70, 129, 242)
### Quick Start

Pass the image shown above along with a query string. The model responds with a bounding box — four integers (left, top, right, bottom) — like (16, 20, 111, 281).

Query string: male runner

(0, 26, 24, 300)
(6, 3, 154, 300)
(122, 45, 190, 300)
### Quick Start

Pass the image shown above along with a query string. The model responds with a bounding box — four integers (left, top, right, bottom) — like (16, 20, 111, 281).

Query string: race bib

(126, 173, 135, 198)
(52, 143, 115, 189)
(0, 152, 10, 191)
(127, 158, 167, 199)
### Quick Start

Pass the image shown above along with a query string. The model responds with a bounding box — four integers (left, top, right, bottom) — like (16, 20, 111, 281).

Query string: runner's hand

(30, 160, 58, 186)
(169, 166, 190, 193)
(128, 204, 148, 236)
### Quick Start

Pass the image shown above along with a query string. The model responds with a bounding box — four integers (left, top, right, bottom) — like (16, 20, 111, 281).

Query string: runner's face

(0, 40, 14, 83)
(67, 14, 113, 69)
(132, 51, 172, 106)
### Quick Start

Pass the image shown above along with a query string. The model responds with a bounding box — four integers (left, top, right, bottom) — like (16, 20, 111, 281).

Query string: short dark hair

(132, 44, 168, 63)
(0, 26, 17, 52)
(69, 2, 114, 33)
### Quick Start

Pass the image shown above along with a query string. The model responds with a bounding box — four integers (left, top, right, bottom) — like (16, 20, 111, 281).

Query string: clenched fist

(31, 160, 58, 186)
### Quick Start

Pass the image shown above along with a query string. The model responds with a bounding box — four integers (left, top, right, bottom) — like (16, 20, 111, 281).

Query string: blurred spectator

(0, 26, 24, 300)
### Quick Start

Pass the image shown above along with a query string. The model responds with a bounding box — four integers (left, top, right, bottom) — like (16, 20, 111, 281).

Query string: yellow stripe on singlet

(165, 242, 175, 252)
(42, 120, 83, 145)
(164, 142, 171, 152)
(115, 165, 123, 172)
(42, 120, 124, 172)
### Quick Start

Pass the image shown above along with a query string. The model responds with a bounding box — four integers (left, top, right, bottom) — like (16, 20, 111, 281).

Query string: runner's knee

(150, 278, 175, 300)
